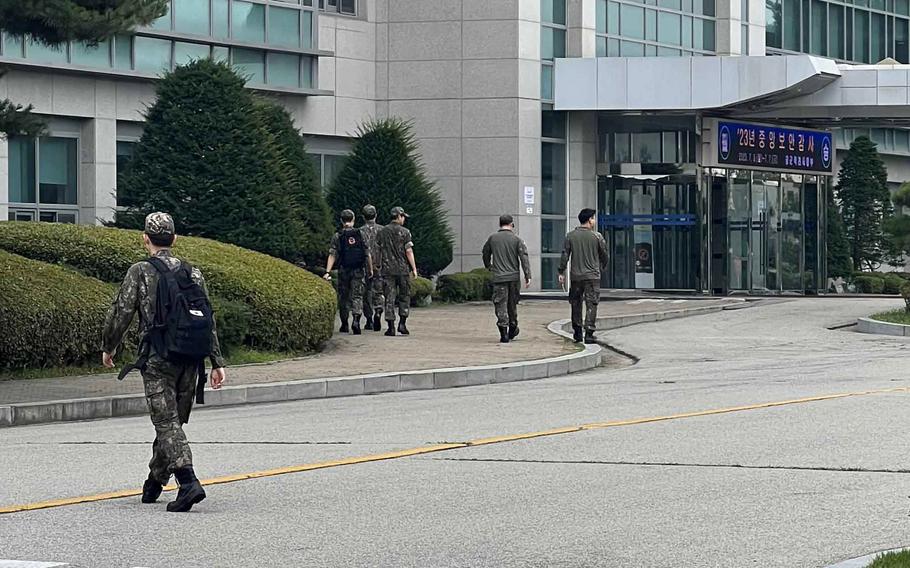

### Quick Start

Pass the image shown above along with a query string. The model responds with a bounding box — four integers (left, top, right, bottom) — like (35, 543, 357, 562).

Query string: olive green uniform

(482, 229, 531, 328)
(558, 226, 609, 332)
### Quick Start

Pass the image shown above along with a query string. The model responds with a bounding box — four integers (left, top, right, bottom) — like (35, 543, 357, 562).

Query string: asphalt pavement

(2, 297, 909, 567)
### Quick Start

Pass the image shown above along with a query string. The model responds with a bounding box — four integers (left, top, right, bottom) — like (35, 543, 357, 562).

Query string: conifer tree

(826, 191, 853, 278)
(327, 119, 454, 276)
(253, 101, 333, 266)
(116, 59, 305, 260)
(835, 136, 891, 270)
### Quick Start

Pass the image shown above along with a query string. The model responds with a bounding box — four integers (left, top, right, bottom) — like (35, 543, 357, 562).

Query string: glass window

(174, 41, 210, 66)
(27, 38, 67, 64)
(662, 132, 678, 163)
(72, 40, 110, 67)
(541, 219, 567, 254)
(213, 0, 229, 38)
(658, 45, 682, 55)
(681, 16, 692, 47)
(541, 64, 554, 100)
(696, 0, 716, 16)
(896, 130, 910, 153)
(134, 36, 172, 72)
(323, 154, 346, 186)
(608, 38, 620, 55)
(269, 6, 301, 48)
(811, 0, 827, 55)
(597, 0, 607, 33)
(301, 55, 314, 88)
(801, 0, 810, 52)
(114, 35, 132, 69)
(621, 4, 645, 39)
(175, 0, 210, 35)
(766, 0, 782, 48)
(9, 137, 36, 204)
(116, 141, 136, 207)
(233, 48, 265, 83)
(542, 142, 567, 215)
(542, 27, 566, 59)
(542, 111, 567, 139)
(897, 17, 909, 63)
(830, 5, 845, 59)
(846, 8, 853, 60)
(872, 12, 886, 62)
(541, 0, 567, 25)
(741, 0, 750, 22)
(646, 43, 658, 55)
(338, 0, 356, 14)
(659, 0, 682, 9)
(657, 12, 682, 45)
(267, 52, 300, 87)
(742, 23, 749, 53)
(541, 257, 563, 290)
(633, 132, 661, 163)
(597, 36, 608, 56)
(647, 10, 658, 41)
(213, 45, 229, 62)
(856, 9, 870, 62)
(621, 40, 645, 55)
(232, 0, 266, 43)
(899, 0, 910, 15)
(614, 133, 632, 162)
(608, 2, 621, 34)
(3, 33, 23, 58)
(38, 138, 78, 206)
(150, 2, 172, 30)
(783, 0, 800, 51)
(303, 10, 314, 48)
(700, 18, 715, 50)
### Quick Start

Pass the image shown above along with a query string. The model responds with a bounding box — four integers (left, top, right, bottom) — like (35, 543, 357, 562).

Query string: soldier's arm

(193, 270, 226, 370)
(558, 235, 572, 276)
(482, 238, 492, 270)
(597, 233, 609, 269)
(405, 235, 417, 277)
(324, 233, 339, 278)
(519, 239, 532, 284)
(102, 264, 142, 356)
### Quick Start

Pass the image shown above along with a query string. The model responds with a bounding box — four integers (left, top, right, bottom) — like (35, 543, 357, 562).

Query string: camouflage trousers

(364, 273, 385, 316)
(338, 268, 365, 319)
(142, 355, 197, 485)
(383, 274, 410, 321)
(569, 279, 600, 332)
(492, 281, 520, 328)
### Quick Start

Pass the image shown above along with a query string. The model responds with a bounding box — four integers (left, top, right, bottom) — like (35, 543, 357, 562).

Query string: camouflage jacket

(376, 223, 414, 276)
(102, 249, 226, 368)
(359, 220, 382, 271)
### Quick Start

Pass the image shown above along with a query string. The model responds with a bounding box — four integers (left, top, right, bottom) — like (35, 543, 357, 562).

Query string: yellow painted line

(2, 386, 907, 515)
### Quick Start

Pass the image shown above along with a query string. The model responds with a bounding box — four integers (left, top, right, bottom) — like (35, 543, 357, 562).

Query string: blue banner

(718, 121, 833, 174)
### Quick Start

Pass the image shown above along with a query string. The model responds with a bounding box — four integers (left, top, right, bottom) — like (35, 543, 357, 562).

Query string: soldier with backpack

(102, 212, 226, 513)
(324, 209, 373, 334)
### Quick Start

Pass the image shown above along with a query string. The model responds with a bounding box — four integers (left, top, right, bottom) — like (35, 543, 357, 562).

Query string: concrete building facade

(2, 0, 910, 293)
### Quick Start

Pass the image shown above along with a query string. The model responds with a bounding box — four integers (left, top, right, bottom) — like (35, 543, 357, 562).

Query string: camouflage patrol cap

(390, 206, 409, 218)
(362, 204, 376, 217)
(144, 212, 175, 236)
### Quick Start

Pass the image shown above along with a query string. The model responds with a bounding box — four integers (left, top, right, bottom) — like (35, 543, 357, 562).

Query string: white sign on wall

(523, 186, 535, 205)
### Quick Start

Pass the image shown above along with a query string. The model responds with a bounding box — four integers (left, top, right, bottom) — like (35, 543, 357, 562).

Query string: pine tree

(253, 101, 333, 266)
(826, 191, 852, 278)
(327, 118, 454, 276)
(884, 182, 910, 263)
(0, 0, 168, 137)
(835, 136, 891, 271)
(116, 59, 305, 260)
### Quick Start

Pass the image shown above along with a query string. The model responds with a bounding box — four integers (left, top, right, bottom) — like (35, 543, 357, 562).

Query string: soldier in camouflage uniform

(558, 208, 609, 345)
(102, 212, 226, 513)
(376, 206, 418, 336)
(324, 209, 373, 335)
(359, 204, 385, 331)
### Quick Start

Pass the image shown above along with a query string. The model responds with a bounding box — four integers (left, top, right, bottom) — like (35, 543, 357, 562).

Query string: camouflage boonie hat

(144, 212, 175, 236)
(362, 204, 376, 217)
(390, 206, 409, 218)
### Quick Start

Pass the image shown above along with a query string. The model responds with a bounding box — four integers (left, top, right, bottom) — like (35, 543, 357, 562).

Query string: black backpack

(338, 228, 366, 269)
(146, 256, 214, 362)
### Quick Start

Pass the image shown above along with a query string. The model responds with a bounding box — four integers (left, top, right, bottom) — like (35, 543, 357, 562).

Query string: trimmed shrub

(884, 273, 904, 295)
(436, 268, 493, 303)
(0, 250, 114, 369)
(853, 274, 885, 294)
(410, 276, 433, 307)
(209, 298, 251, 357)
(0, 222, 336, 352)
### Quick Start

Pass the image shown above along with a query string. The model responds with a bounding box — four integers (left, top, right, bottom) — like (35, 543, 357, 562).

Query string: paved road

(2, 298, 910, 567)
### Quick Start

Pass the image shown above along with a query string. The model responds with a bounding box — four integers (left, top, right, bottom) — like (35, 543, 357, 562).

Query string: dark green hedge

(436, 268, 493, 303)
(410, 276, 433, 307)
(0, 250, 114, 368)
(0, 222, 336, 352)
(853, 275, 885, 294)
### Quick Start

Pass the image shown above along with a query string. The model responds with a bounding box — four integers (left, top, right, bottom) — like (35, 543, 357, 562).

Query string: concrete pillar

(0, 137, 8, 222)
(568, 111, 598, 221)
(567, 0, 597, 58)
(80, 118, 118, 224)
(717, 0, 766, 56)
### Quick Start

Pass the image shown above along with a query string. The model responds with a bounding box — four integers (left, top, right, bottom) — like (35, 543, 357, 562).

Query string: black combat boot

(373, 310, 383, 332)
(167, 466, 206, 513)
(141, 476, 163, 504)
(339, 316, 349, 334)
(352, 316, 361, 335)
(499, 326, 510, 344)
(508, 325, 520, 340)
(572, 326, 583, 343)
(385, 320, 396, 336)
(584, 330, 597, 344)
(364, 316, 373, 331)
(397, 316, 410, 335)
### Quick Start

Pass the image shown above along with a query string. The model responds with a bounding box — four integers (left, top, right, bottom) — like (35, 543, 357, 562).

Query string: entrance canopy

(554, 55, 910, 128)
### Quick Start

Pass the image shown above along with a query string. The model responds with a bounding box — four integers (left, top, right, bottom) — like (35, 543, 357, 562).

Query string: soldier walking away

(359, 204, 385, 331)
(102, 212, 226, 513)
(482, 214, 532, 344)
(377, 206, 418, 336)
(324, 209, 373, 335)
(558, 208, 609, 344)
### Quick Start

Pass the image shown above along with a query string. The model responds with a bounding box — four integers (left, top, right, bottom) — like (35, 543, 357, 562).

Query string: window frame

(8, 134, 81, 222)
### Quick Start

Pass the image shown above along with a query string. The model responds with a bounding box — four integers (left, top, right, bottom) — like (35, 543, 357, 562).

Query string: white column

(80, 118, 118, 225)
(0, 137, 8, 222)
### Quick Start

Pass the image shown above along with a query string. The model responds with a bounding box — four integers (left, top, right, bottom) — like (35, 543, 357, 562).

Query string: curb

(0, 302, 736, 428)
(856, 317, 910, 337)
(826, 547, 910, 567)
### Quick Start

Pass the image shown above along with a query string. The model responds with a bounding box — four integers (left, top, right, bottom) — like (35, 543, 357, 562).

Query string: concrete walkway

(0, 299, 735, 406)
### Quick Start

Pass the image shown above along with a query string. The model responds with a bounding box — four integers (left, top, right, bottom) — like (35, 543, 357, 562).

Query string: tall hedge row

(0, 250, 114, 368)
(0, 222, 336, 352)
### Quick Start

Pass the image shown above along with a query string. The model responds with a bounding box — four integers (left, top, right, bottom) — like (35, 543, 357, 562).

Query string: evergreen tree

(884, 182, 910, 262)
(826, 190, 852, 278)
(253, 101, 333, 266)
(835, 136, 891, 270)
(0, 0, 168, 137)
(327, 118, 454, 276)
(116, 59, 305, 260)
